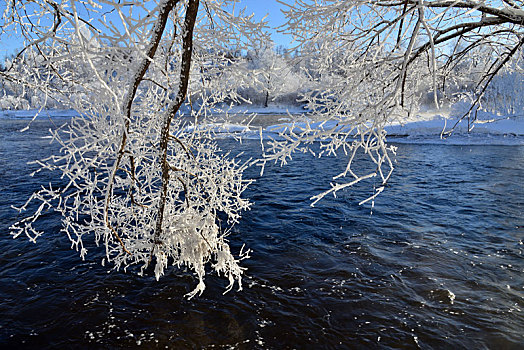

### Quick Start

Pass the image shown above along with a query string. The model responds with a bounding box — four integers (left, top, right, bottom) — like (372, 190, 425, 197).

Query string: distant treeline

(1, 45, 522, 116)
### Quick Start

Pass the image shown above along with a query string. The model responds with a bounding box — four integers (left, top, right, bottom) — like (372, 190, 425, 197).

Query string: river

(0, 117, 522, 348)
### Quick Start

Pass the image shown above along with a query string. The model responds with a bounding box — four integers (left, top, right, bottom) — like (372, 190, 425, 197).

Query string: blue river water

(0, 117, 523, 349)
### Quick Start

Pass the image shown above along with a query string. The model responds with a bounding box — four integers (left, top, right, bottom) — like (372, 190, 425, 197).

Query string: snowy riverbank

(2, 105, 523, 145)
(384, 107, 524, 145)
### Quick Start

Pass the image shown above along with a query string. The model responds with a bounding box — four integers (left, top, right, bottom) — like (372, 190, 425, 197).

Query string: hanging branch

(104, 0, 180, 254)
(155, 0, 200, 242)
(7, 0, 262, 297)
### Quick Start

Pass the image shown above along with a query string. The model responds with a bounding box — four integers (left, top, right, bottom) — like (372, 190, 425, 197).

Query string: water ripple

(0, 119, 523, 348)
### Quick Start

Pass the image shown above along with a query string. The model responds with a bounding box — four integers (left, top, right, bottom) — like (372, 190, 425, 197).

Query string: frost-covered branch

(5, 0, 265, 298)
(263, 0, 523, 204)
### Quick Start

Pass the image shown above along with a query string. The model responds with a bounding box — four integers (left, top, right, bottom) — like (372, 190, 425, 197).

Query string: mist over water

(1, 118, 523, 348)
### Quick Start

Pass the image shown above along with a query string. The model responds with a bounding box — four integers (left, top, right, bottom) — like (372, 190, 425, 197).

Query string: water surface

(0, 118, 522, 348)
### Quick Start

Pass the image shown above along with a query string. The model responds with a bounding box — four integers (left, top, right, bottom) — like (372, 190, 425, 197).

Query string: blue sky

(0, 0, 291, 61)
(0, 1, 20, 61)
(240, 0, 291, 47)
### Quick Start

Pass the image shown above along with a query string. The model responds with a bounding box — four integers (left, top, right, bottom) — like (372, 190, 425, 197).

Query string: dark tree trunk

(155, 0, 200, 242)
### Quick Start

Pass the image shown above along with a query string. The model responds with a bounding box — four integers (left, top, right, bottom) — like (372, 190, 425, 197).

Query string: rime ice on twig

(5, 0, 266, 297)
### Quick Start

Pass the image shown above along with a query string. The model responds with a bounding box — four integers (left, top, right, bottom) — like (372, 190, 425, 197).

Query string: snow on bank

(384, 109, 524, 145)
(2, 106, 523, 145)
(186, 116, 524, 145)
(196, 103, 308, 116)
(385, 109, 524, 136)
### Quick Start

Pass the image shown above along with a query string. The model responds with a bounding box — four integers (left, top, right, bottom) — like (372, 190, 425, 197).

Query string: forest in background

(1, 43, 522, 118)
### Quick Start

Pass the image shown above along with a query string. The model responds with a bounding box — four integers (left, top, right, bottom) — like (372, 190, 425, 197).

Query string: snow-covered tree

(262, 0, 524, 205)
(2, 0, 523, 297)
(243, 44, 307, 107)
(2, 0, 268, 298)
